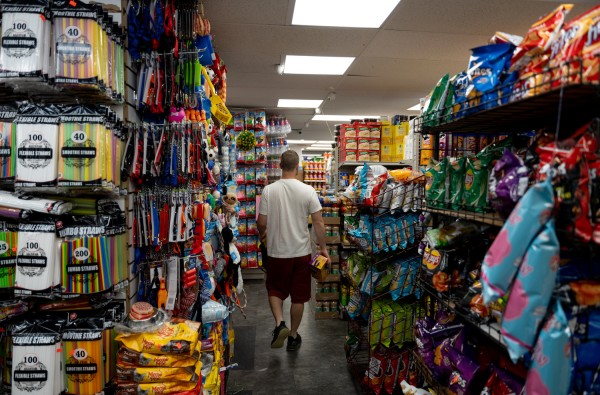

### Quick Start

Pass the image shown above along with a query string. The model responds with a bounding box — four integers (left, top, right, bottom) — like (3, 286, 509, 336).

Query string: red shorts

(265, 254, 312, 304)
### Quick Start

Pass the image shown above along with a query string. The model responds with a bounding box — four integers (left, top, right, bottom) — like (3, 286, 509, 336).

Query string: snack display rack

(413, 54, 600, 393)
(342, 179, 427, 394)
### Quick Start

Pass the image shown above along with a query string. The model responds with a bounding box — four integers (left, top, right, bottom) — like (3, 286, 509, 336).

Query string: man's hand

(319, 246, 331, 266)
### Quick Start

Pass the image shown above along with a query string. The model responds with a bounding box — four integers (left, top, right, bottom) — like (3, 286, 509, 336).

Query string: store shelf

(315, 311, 340, 320)
(329, 256, 340, 264)
(423, 206, 505, 227)
(326, 236, 341, 244)
(419, 278, 504, 346)
(418, 83, 600, 135)
(315, 292, 340, 301)
(339, 161, 413, 168)
(319, 274, 341, 282)
(304, 179, 327, 182)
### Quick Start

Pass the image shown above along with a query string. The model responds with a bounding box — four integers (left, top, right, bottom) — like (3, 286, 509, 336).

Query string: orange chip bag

(115, 361, 202, 383)
(510, 4, 573, 72)
(115, 319, 201, 356)
(117, 348, 199, 367)
(546, 5, 600, 86)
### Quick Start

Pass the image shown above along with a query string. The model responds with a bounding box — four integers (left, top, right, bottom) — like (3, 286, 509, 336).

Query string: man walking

(257, 150, 330, 351)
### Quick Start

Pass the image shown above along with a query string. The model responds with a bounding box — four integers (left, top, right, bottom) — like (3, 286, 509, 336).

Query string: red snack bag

(383, 348, 400, 394)
(510, 4, 574, 72)
(396, 348, 411, 389)
(363, 346, 386, 395)
(560, 5, 600, 84)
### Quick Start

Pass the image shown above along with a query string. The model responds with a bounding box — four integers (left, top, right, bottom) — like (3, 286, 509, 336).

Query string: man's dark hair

(280, 150, 299, 172)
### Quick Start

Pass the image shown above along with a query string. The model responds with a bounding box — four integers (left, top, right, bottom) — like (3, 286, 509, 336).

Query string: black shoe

(286, 333, 302, 351)
(271, 321, 290, 348)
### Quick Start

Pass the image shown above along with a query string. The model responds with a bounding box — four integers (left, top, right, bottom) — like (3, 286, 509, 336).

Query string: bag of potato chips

(115, 319, 200, 356)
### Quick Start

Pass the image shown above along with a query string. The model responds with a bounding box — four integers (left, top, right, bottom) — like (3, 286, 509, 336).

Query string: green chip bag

(391, 303, 407, 345)
(369, 301, 383, 349)
(425, 157, 448, 208)
(448, 157, 466, 210)
(423, 74, 450, 127)
(380, 302, 394, 348)
(463, 150, 494, 212)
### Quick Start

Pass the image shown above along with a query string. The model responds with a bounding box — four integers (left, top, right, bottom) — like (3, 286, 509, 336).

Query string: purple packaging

(481, 178, 554, 305)
(525, 301, 572, 395)
(488, 150, 528, 218)
(447, 347, 480, 395)
(501, 220, 560, 362)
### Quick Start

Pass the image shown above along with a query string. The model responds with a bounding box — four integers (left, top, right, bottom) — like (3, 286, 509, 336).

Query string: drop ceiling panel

(226, 71, 342, 91)
(363, 30, 489, 60)
(203, 0, 290, 25)
(210, 23, 378, 57)
(385, 0, 586, 36)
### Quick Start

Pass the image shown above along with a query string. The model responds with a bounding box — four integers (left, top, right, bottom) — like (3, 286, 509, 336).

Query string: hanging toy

(222, 183, 238, 214)
(236, 130, 256, 151)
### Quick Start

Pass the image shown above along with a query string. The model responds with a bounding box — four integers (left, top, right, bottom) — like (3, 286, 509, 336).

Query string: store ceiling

(205, 0, 600, 143)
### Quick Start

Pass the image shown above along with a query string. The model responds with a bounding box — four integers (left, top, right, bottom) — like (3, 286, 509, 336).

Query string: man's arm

(310, 210, 331, 264)
(257, 214, 267, 244)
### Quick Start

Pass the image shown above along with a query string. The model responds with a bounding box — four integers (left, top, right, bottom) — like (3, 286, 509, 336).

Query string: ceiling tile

(203, 0, 291, 26)
(210, 23, 378, 57)
(363, 30, 489, 61)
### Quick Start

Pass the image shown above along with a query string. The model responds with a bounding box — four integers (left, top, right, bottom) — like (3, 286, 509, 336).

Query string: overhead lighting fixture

(312, 115, 380, 122)
(407, 103, 421, 111)
(305, 147, 333, 151)
(287, 140, 316, 144)
(283, 55, 355, 75)
(292, 0, 401, 28)
(277, 99, 324, 108)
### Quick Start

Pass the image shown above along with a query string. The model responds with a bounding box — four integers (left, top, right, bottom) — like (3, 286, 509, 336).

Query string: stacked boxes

(339, 121, 382, 163)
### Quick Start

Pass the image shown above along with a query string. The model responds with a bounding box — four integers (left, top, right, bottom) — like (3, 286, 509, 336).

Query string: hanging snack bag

(422, 74, 450, 127)
(15, 104, 61, 187)
(52, 0, 99, 85)
(63, 317, 105, 395)
(0, 104, 17, 181)
(463, 149, 494, 212)
(448, 157, 466, 210)
(425, 157, 447, 209)
(510, 4, 574, 72)
(0, 0, 48, 78)
(501, 220, 559, 362)
(380, 302, 394, 348)
(488, 149, 528, 218)
(466, 43, 514, 111)
(12, 319, 62, 395)
(117, 348, 198, 368)
(481, 178, 554, 305)
(15, 220, 56, 291)
(383, 348, 401, 394)
(369, 301, 384, 348)
(115, 362, 201, 383)
(363, 346, 387, 395)
(58, 105, 105, 187)
(524, 301, 571, 395)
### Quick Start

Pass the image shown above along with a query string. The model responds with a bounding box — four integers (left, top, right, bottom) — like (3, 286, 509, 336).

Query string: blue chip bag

(466, 43, 514, 111)
(525, 300, 572, 395)
(501, 220, 560, 362)
(481, 178, 554, 305)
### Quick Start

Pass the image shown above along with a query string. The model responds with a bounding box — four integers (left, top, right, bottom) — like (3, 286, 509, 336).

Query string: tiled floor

(226, 279, 362, 395)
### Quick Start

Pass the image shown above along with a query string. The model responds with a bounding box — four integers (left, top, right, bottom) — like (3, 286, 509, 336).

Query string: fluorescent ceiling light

(407, 104, 421, 111)
(283, 55, 355, 75)
(278, 99, 323, 108)
(305, 147, 333, 151)
(311, 144, 334, 147)
(292, 0, 401, 28)
(312, 115, 380, 122)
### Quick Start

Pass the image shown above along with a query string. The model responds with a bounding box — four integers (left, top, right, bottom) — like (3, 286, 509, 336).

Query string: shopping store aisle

(227, 279, 360, 395)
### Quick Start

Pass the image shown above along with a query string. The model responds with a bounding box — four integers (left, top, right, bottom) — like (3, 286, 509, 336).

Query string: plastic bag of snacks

(116, 319, 200, 355)
(501, 220, 559, 362)
(488, 149, 528, 218)
(448, 157, 466, 210)
(463, 149, 494, 212)
(422, 74, 450, 127)
(481, 178, 554, 305)
(116, 348, 198, 367)
(466, 43, 514, 111)
(524, 300, 571, 395)
(424, 158, 447, 208)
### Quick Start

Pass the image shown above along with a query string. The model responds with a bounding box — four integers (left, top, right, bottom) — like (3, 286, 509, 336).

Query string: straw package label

(12, 328, 60, 395)
(15, 222, 56, 291)
(62, 318, 104, 395)
(0, 8, 45, 77)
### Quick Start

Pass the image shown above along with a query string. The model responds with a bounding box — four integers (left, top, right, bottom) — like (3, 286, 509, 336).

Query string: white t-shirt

(259, 179, 322, 258)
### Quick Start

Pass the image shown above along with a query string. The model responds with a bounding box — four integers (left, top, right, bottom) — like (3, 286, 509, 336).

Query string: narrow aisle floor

(227, 279, 361, 395)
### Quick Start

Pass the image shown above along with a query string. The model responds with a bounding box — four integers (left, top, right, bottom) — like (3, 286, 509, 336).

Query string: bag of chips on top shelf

(466, 43, 515, 112)
(425, 158, 448, 209)
(423, 74, 450, 127)
(510, 4, 574, 73)
(450, 71, 470, 119)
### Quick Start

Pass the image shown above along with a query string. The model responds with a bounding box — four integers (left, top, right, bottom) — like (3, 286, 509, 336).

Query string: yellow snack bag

(115, 361, 202, 383)
(116, 381, 198, 395)
(117, 348, 199, 367)
(115, 319, 200, 356)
